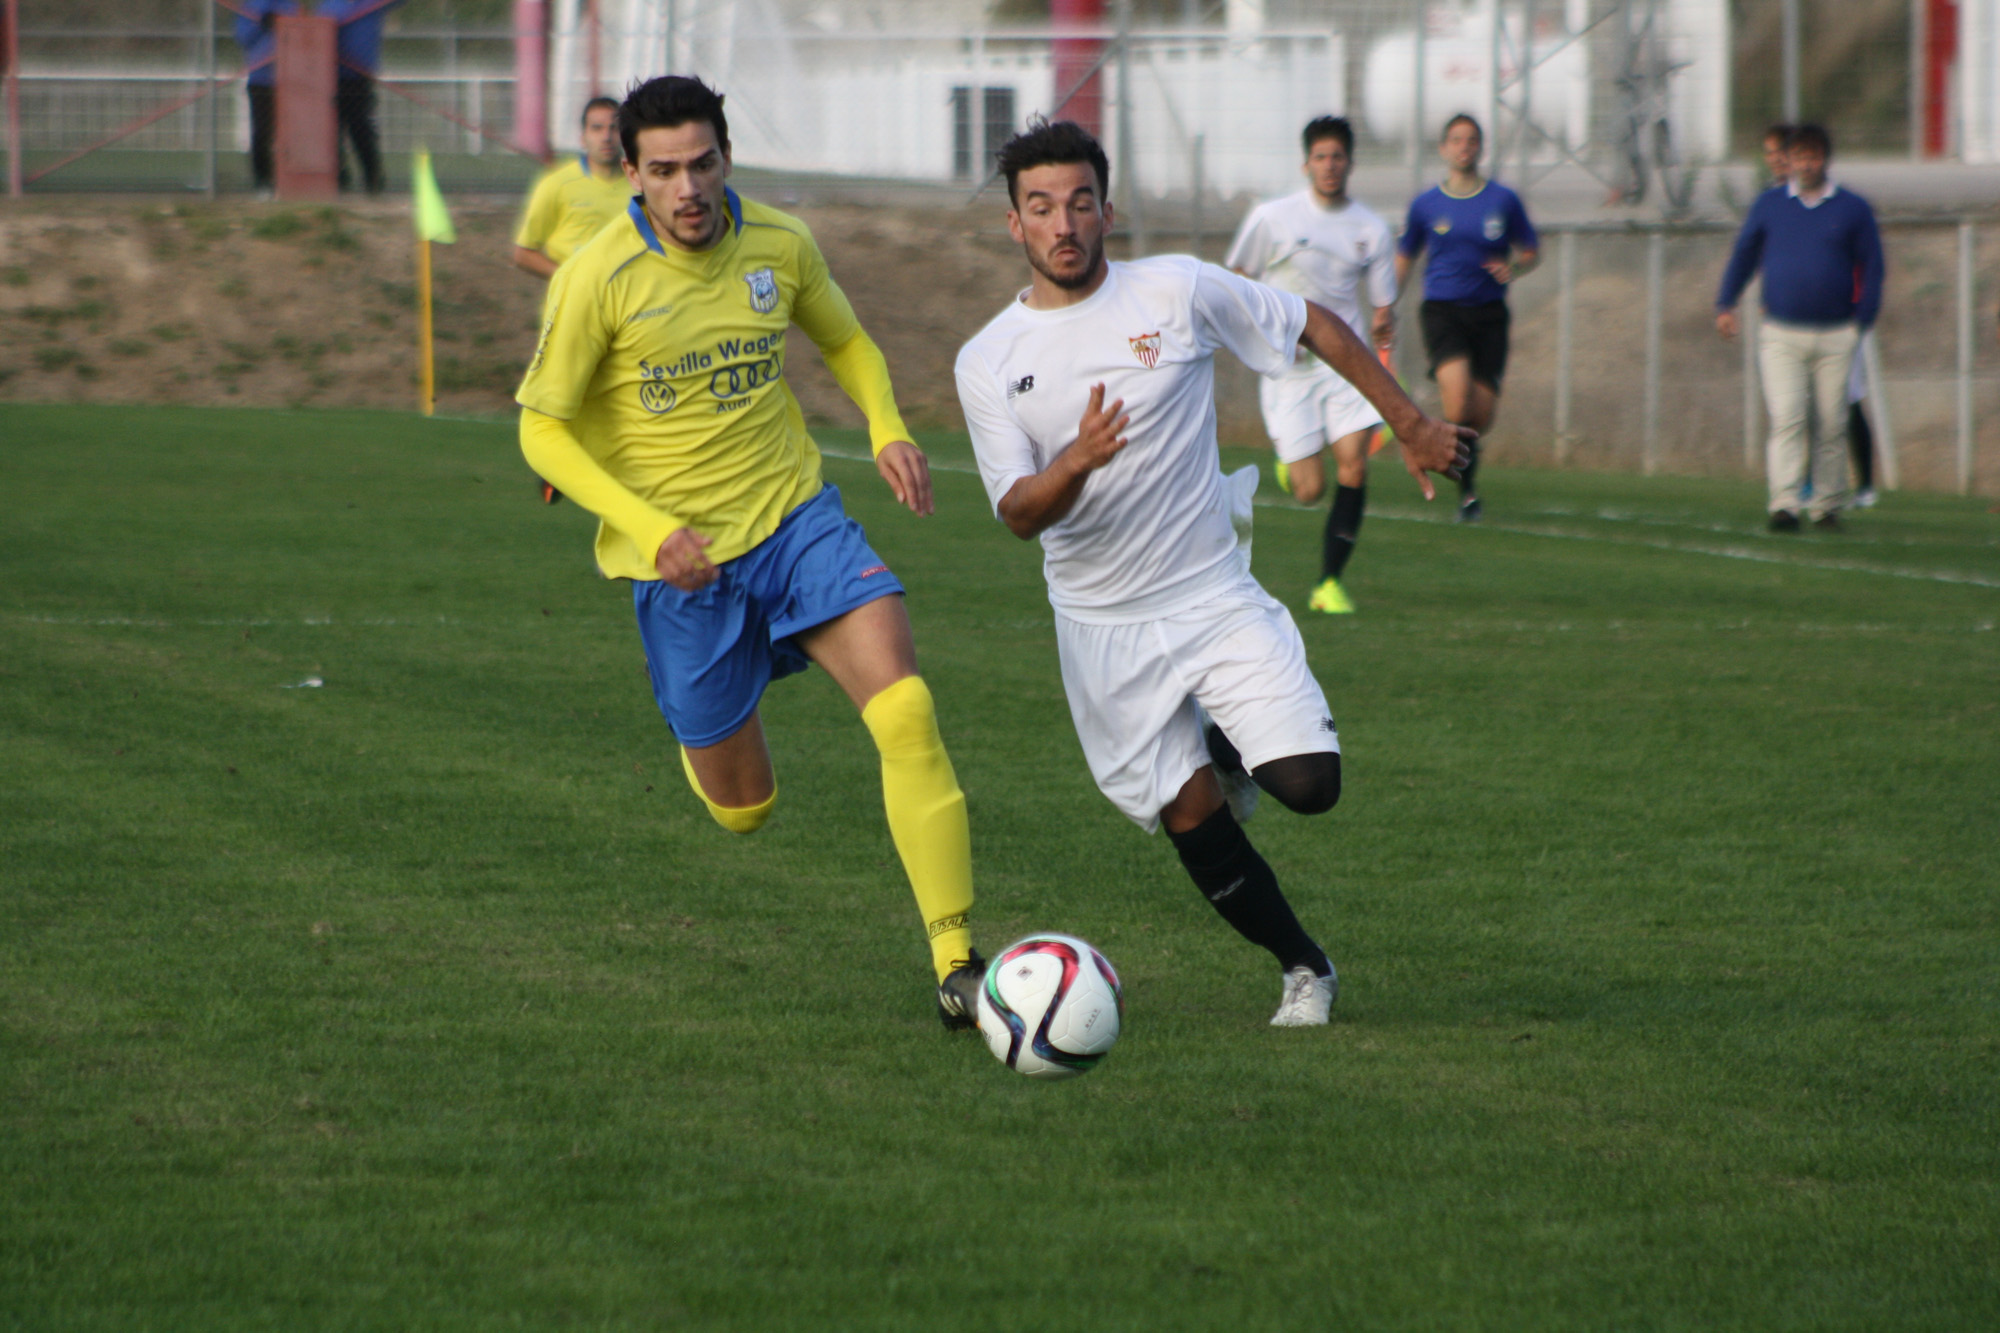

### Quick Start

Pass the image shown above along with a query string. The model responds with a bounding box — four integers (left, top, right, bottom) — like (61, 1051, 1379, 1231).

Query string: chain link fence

(3, 3, 1992, 492)
(2, 4, 1972, 200)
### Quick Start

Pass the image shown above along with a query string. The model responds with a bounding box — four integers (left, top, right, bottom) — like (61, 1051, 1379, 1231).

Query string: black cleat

(1813, 511, 1843, 531)
(1457, 495, 1483, 524)
(540, 481, 563, 505)
(1768, 510, 1800, 532)
(936, 949, 987, 1031)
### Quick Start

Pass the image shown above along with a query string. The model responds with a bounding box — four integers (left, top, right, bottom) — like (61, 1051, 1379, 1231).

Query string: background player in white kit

(955, 120, 1470, 1026)
(1225, 116, 1398, 616)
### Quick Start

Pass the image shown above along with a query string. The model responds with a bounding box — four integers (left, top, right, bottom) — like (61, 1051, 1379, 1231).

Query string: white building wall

(1964, 0, 2000, 163)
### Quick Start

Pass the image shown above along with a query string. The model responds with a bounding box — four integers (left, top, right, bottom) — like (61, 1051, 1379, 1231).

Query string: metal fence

(3, 3, 1993, 493)
(4, 3, 1986, 200)
(1364, 215, 1996, 496)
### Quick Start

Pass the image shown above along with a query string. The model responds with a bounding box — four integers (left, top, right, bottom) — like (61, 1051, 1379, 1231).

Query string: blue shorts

(633, 484, 905, 748)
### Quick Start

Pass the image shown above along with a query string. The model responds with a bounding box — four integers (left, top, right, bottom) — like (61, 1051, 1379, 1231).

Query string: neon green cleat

(1273, 460, 1292, 496)
(1307, 577, 1355, 615)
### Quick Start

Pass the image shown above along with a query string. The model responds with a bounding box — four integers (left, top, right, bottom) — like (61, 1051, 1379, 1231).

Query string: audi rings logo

(709, 356, 781, 400)
(639, 380, 678, 414)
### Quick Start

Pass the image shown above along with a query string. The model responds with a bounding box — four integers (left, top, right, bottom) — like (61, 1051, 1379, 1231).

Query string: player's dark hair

(1441, 113, 1483, 143)
(996, 116, 1111, 206)
(618, 75, 730, 163)
(1763, 121, 1795, 146)
(581, 95, 620, 127)
(1788, 123, 1832, 157)
(1301, 115, 1354, 158)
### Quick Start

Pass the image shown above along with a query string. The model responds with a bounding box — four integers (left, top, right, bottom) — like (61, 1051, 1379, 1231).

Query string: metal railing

(1419, 215, 1993, 496)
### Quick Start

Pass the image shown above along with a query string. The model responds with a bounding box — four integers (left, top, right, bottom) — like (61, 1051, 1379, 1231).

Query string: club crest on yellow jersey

(743, 266, 780, 313)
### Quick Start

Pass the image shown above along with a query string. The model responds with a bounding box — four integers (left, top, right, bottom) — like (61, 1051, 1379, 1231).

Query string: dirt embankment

(0, 196, 1260, 438)
(8, 195, 1995, 495)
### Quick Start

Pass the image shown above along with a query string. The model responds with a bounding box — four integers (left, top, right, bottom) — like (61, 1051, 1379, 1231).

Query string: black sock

(1166, 805, 1328, 975)
(1323, 484, 1365, 580)
(1848, 403, 1874, 490)
(1459, 436, 1481, 498)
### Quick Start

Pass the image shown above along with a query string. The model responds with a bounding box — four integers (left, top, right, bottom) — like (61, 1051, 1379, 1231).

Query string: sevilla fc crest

(743, 266, 780, 314)
(1128, 331, 1162, 369)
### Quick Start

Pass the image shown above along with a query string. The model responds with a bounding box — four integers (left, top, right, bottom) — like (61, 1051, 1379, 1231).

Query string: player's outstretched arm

(873, 441, 933, 516)
(995, 384, 1130, 539)
(817, 329, 931, 515)
(519, 408, 710, 585)
(1483, 247, 1539, 285)
(1298, 301, 1470, 501)
(512, 245, 558, 279)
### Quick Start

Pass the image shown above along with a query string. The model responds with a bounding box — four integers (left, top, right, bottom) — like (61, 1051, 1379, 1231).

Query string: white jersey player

(1225, 116, 1398, 615)
(955, 119, 1471, 1027)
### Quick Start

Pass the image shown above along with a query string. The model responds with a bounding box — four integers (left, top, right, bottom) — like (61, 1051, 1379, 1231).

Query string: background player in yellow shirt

(516, 97, 630, 505)
(511, 96, 629, 281)
(516, 76, 986, 1028)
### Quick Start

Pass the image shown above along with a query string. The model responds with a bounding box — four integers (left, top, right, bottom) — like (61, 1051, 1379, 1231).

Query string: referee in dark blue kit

(1394, 114, 1538, 523)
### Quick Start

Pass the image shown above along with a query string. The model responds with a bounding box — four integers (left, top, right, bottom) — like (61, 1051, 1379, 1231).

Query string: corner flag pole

(411, 149, 457, 417)
(417, 233, 435, 415)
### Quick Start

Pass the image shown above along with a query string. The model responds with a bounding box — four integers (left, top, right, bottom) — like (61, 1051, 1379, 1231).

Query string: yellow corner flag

(413, 150, 455, 416)
(412, 149, 456, 244)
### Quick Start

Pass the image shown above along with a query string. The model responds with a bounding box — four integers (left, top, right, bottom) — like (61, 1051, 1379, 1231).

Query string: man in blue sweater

(232, 1, 297, 195)
(319, 0, 410, 194)
(1716, 124, 1883, 531)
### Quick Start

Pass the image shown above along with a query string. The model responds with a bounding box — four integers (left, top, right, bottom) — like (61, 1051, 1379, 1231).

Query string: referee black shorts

(1420, 300, 1511, 390)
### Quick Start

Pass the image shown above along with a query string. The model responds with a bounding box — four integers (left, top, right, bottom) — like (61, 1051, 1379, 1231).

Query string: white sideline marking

(819, 449, 2000, 591)
(18, 616, 461, 628)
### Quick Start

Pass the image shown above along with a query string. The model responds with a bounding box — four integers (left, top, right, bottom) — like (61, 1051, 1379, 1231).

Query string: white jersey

(1224, 191, 1396, 377)
(955, 256, 1307, 624)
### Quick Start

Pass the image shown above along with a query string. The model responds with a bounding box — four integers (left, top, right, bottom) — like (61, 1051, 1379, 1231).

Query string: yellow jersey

(517, 190, 906, 580)
(513, 155, 630, 266)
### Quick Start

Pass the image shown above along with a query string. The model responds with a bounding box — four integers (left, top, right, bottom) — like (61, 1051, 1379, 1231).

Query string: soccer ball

(976, 934, 1123, 1079)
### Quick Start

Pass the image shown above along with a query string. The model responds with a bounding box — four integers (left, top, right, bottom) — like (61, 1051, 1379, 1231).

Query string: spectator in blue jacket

(1717, 124, 1884, 532)
(232, 0, 297, 194)
(319, 0, 410, 194)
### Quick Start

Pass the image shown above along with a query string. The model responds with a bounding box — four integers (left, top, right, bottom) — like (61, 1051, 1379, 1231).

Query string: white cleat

(1219, 764, 1260, 825)
(1194, 699, 1258, 824)
(1270, 964, 1338, 1027)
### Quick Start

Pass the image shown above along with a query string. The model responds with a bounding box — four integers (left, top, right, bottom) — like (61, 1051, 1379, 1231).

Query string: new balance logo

(1318, 716, 1338, 733)
(1007, 374, 1035, 399)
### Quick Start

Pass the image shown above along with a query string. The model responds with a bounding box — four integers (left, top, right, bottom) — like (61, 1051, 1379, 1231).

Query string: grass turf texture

(3, 403, 1996, 1330)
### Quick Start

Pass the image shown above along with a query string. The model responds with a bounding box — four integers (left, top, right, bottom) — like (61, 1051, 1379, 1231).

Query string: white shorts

(1054, 572, 1340, 832)
(1260, 367, 1383, 464)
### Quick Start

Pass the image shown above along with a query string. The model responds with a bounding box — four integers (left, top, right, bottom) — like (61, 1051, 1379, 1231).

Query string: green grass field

(4, 403, 1997, 1330)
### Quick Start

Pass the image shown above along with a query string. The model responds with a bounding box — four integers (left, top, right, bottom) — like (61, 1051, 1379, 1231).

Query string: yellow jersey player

(516, 76, 986, 1027)
(512, 96, 630, 281)
(516, 97, 630, 505)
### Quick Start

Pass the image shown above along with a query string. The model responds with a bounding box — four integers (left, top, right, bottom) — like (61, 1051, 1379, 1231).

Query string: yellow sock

(860, 676, 975, 982)
(679, 746, 776, 834)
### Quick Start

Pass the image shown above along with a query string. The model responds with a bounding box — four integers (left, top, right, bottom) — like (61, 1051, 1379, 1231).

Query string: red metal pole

(586, 0, 601, 98)
(1926, 0, 1958, 158)
(1051, 0, 1105, 136)
(512, 0, 548, 158)
(5, 0, 22, 198)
